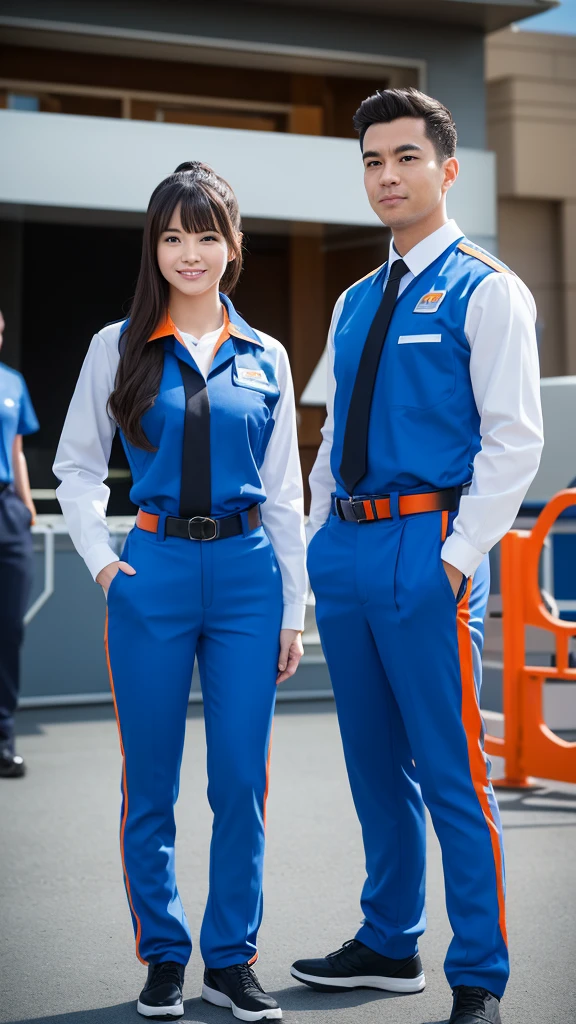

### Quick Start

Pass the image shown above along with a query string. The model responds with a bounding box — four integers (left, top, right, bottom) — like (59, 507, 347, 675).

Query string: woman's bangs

(178, 184, 230, 239)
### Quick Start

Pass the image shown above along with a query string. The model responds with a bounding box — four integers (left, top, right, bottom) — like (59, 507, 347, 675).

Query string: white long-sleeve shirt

(53, 321, 308, 631)
(308, 220, 544, 577)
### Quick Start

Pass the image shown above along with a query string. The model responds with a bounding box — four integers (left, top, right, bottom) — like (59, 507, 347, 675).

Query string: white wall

(0, 110, 496, 237)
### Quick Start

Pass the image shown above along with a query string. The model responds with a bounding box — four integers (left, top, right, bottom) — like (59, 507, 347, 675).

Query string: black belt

(136, 504, 262, 541)
(334, 486, 462, 523)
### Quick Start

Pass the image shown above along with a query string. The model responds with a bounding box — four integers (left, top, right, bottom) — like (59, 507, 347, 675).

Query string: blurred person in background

(0, 308, 38, 779)
(53, 162, 306, 1021)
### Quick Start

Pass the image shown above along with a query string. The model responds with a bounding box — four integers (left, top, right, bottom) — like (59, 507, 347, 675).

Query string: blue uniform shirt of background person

(0, 361, 39, 764)
(0, 363, 39, 483)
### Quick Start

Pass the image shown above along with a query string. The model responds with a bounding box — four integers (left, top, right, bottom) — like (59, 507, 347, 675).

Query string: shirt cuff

(84, 542, 121, 582)
(441, 532, 486, 578)
(281, 602, 306, 632)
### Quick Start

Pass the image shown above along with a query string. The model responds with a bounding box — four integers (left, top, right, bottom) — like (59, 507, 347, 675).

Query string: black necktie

(339, 258, 409, 495)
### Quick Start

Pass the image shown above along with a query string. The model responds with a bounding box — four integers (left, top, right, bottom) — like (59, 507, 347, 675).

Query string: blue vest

(331, 238, 511, 498)
(116, 294, 282, 518)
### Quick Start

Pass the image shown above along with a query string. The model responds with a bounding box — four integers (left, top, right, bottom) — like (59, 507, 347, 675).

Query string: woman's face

(156, 204, 233, 298)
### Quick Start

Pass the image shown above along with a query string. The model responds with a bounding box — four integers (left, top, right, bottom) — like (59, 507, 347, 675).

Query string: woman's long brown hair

(108, 161, 243, 450)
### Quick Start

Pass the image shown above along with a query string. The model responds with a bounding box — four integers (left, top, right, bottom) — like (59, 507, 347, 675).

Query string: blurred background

(1, 0, 576, 708)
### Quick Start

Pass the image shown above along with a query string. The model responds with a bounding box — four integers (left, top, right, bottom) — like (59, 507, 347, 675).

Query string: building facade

(486, 25, 576, 379)
(0, 0, 552, 514)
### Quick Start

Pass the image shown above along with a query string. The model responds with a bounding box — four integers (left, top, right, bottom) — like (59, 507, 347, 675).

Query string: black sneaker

(0, 749, 26, 778)
(202, 962, 282, 1021)
(290, 938, 425, 993)
(449, 986, 502, 1023)
(137, 961, 185, 1020)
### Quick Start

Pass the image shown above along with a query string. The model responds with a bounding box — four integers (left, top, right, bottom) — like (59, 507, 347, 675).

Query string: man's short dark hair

(353, 87, 457, 161)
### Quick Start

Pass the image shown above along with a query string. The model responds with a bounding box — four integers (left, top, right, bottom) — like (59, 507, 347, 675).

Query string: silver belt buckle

(188, 516, 218, 541)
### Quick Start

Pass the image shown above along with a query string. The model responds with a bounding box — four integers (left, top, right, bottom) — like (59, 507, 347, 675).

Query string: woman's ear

(228, 232, 243, 263)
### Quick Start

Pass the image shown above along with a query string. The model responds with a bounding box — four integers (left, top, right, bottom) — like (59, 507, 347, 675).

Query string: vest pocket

(390, 338, 456, 410)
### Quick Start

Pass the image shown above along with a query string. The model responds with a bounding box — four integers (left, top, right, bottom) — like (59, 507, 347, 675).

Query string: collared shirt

(53, 302, 307, 631)
(308, 219, 544, 577)
(0, 362, 39, 483)
(177, 324, 223, 379)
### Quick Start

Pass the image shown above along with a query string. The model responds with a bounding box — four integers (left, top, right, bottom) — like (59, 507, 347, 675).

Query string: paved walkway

(1, 702, 575, 1024)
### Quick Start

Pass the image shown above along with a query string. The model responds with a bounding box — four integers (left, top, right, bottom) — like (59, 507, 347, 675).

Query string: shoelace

(326, 939, 359, 960)
(227, 963, 264, 994)
(454, 986, 493, 1013)
(152, 962, 183, 986)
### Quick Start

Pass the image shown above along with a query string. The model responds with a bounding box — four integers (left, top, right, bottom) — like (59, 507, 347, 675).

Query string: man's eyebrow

(362, 143, 423, 161)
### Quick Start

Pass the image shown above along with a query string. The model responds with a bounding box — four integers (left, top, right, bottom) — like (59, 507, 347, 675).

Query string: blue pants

(307, 509, 508, 997)
(105, 520, 283, 968)
(0, 486, 34, 754)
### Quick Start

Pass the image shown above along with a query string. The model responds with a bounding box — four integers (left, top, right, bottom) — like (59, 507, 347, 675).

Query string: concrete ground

(1, 702, 575, 1024)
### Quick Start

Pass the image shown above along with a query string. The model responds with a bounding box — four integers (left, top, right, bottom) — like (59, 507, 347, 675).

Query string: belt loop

(241, 508, 251, 536)
(389, 491, 400, 520)
(155, 510, 168, 541)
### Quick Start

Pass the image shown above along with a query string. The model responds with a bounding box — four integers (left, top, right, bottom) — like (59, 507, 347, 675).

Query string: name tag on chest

(398, 334, 442, 345)
(413, 290, 446, 313)
(236, 367, 269, 385)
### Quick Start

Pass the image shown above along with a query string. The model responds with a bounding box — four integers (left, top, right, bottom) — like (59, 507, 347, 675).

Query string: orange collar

(148, 307, 232, 365)
(148, 304, 260, 350)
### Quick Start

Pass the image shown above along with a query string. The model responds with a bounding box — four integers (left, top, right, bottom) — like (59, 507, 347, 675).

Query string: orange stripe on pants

(104, 610, 148, 966)
(456, 585, 508, 948)
(263, 722, 274, 830)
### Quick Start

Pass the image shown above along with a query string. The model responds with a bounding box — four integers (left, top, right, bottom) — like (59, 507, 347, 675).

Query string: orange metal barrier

(485, 489, 576, 788)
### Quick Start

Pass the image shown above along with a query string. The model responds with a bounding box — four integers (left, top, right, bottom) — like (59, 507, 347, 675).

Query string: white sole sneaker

(136, 997, 184, 1019)
(202, 982, 282, 1020)
(290, 966, 426, 993)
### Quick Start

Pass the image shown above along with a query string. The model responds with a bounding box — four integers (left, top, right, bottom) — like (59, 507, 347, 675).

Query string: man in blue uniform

(0, 309, 39, 778)
(291, 90, 543, 1024)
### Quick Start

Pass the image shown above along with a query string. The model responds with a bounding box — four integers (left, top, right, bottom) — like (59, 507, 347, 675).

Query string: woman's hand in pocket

(276, 629, 304, 685)
(96, 560, 136, 596)
(442, 559, 465, 598)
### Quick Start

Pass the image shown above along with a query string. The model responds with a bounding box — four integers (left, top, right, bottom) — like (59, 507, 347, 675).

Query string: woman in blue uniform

(0, 308, 39, 779)
(54, 162, 307, 1022)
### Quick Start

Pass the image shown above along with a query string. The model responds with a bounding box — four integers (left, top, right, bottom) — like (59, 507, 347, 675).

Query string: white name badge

(398, 334, 442, 344)
(413, 290, 446, 313)
(236, 366, 269, 384)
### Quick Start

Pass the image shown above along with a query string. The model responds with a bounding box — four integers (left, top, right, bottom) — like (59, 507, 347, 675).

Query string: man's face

(361, 117, 458, 231)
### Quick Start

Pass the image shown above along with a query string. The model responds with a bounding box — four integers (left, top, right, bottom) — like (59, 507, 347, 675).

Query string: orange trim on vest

(457, 242, 511, 275)
(456, 585, 508, 948)
(441, 509, 449, 542)
(104, 611, 148, 965)
(248, 952, 259, 966)
(148, 312, 184, 343)
(351, 262, 386, 288)
(209, 308, 231, 366)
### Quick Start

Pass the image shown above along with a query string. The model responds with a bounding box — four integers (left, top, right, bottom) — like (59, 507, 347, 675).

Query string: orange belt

(136, 505, 261, 541)
(334, 487, 461, 523)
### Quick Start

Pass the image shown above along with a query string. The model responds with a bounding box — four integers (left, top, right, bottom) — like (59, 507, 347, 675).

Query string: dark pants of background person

(0, 485, 33, 754)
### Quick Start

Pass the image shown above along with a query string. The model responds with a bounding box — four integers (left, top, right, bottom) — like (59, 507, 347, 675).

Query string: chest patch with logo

(4, 398, 15, 408)
(236, 367, 269, 385)
(413, 290, 446, 314)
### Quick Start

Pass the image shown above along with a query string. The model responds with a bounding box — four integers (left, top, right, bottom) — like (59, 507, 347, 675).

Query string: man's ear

(442, 156, 459, 195)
